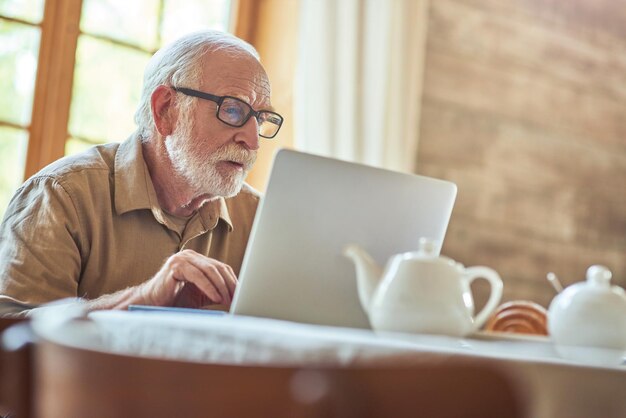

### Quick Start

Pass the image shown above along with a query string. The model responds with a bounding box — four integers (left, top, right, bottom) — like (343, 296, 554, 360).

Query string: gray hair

(134, 30, 260, 140)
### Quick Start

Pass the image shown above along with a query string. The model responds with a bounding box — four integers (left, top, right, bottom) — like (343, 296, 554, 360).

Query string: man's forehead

(201, 53, 271, 106)
(219, 74, 271, 101)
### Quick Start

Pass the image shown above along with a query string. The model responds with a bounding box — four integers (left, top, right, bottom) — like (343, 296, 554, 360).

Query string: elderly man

(0, 30, 282, 316)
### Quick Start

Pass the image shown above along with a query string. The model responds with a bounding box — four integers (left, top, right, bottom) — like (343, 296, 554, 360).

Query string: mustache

(210, 143, 257, 171)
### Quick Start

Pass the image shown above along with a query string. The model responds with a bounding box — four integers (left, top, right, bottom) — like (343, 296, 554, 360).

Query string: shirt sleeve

(0, 176, 83, 314)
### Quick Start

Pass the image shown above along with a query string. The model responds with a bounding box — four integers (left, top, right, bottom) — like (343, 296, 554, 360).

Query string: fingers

(172, 261, 223, 304)
(171, 250, 238, 306)
(185, 255, 237, 305)
(214, 263, 238, 300)
(223, 264, 238, 298)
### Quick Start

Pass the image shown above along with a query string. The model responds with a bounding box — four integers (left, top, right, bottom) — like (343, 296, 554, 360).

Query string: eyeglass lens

(219, 98, 248, 126)
(218, 97, 282, 138)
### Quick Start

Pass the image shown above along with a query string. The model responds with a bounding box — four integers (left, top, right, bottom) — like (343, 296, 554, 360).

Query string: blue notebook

(128, 305, 227, 316)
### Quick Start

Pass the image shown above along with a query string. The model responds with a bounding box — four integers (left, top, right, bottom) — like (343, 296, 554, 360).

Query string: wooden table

(25, 305, 626, 418)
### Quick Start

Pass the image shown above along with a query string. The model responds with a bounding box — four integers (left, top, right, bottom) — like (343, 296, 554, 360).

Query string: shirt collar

(114, 133, 152, 214)
(113, 133, 234, 231)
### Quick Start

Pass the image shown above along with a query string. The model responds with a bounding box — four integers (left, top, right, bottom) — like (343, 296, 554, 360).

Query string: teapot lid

(403, 238, 458, 267)
(417, 237, 438, 257)
(586, 265, 613, 287)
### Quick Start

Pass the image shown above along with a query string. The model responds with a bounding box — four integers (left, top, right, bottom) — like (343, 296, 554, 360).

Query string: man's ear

(151, 85, 177, 136)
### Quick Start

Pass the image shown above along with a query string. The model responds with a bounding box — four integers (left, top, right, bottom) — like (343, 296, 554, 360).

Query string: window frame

(25, 0, 82, 178)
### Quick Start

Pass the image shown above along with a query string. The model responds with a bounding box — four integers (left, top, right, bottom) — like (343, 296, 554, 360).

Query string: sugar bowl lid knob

(586, 265, 612, 286)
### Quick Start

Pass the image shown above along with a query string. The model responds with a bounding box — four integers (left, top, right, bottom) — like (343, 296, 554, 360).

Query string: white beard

(165, 121, 256, 198)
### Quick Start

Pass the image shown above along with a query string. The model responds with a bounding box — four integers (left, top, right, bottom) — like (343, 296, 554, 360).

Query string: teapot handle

(464, 267, 504, 330)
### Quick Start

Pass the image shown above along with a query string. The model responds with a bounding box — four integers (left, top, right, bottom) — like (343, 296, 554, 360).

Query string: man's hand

(140, 250, 237, 308)
(82, 250, 237, 312)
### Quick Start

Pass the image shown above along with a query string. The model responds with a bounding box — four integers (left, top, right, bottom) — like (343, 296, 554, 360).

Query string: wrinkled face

(165, 51, 271, 198)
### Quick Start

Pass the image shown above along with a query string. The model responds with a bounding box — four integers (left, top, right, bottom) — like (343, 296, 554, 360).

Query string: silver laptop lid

(231, 149, 457, 329)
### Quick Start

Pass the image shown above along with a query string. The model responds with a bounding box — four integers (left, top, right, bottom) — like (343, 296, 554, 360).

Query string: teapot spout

(343, 245, 383, 314)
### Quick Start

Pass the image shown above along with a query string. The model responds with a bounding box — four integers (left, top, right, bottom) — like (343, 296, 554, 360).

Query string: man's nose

(234, 116, 260, 150)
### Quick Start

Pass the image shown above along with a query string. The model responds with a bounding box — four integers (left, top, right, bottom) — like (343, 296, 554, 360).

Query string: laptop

(230, 149, 457, 329)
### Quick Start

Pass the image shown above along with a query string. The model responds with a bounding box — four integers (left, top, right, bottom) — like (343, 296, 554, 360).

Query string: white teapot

(343, 238, 503, 337)
(548, 265, 626, 365)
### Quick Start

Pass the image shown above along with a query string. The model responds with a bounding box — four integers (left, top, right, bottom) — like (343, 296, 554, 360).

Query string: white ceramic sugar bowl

(548, 265, 626, 365)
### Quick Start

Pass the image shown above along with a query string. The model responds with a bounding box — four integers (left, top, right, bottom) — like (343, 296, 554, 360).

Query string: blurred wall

(416, 0, 626, 306)
(235, 0, 298, 191)
(243, 0, 625, 307)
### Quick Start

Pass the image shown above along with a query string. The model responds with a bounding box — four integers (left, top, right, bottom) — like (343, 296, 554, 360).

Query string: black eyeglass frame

(171, 86, 283, 139)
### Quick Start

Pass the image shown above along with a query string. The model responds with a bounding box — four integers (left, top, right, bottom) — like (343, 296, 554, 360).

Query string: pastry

(484, 300, 549, 335)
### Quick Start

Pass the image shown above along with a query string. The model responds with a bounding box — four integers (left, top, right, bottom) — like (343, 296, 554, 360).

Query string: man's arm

(0, 178, 237, 316)
(0, 298, 38, 318)
(83, 249, 237, 311)
(0, 177, 83, 314)
(0, 248, 237, 316)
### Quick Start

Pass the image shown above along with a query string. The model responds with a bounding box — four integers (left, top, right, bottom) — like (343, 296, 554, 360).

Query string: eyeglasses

(172, 86, 284, 139)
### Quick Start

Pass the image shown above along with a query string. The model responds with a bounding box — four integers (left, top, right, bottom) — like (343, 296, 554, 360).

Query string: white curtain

(295, 0, 429, 173)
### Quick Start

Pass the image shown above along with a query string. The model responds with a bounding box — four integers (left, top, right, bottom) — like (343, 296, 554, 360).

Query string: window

(0, 0, 232, 219)
(0, 0, 44, 217)
(67, 0, 232, 154)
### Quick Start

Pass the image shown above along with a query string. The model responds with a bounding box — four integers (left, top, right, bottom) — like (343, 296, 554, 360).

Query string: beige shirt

(0, 134, 260, 315)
